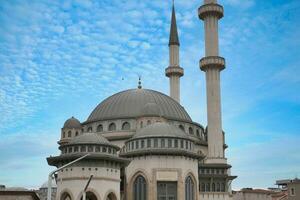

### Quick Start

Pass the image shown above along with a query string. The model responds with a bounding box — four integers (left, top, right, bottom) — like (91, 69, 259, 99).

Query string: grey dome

(63, 117, 81, 129)
(141, 102, 161, 116)
(69, 133, 110, 145)
(134, 122, 188, 139)
(87, 89, 192, 122)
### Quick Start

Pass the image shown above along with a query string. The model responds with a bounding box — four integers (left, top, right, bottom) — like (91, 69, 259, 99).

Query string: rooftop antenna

(138, 75, 142, 89)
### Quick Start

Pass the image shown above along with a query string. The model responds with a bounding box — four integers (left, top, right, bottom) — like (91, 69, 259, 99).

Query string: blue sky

(0, 0, 299, 190)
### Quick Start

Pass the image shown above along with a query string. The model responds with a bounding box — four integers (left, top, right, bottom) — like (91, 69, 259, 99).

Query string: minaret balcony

(198, 3, 224, 20)
(200, 56, 225, 71)
(165, 66, 184, 77)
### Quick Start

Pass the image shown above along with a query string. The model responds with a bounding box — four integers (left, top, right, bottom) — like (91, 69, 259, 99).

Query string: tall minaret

(199, 0, 226, 163)
(165, 2, 184, 103)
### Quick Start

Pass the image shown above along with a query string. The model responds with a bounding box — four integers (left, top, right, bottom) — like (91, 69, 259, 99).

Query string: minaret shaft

(199, 0, 225, 162)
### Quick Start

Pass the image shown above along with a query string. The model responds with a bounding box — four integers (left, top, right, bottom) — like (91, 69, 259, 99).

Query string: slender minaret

(165, 2, 184, 103)
(199, 0, 226, 163)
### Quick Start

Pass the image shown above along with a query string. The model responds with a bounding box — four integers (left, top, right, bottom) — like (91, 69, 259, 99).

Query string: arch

(212, 183, 215, 192)
(104, 190, 118, 200)
(189, 127, 194, 135)
(128, 170, 150, 200)
(77, 188, 101, 200)
(133, 175, 147, 200)
(185, 176, 195, 200)
(196, 129, 200, 137)
(75, 131, 79, 136)
(60, 189, 74, 200)
(68, 131, 72, 137)
(108, 123, 116, 131)
(97, 124, 103, 132)
(122, 122, 131, 130)
(184, 171, 198, 200)
(87, 127, 93, 132)
(140, 121, 143, 128)
(63, 132, 66, 138)
(147, 120, 151, 125)
(179, 124, 185, 131)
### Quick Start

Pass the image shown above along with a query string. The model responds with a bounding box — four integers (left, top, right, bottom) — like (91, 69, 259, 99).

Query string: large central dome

(86, 89, 192, 123)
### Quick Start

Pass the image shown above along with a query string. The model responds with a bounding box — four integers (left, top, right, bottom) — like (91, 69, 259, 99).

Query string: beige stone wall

(56, 166, 120, 200)
(125, 155, 199, 200)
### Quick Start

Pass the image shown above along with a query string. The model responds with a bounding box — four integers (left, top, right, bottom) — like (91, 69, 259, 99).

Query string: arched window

(87, 127, 93, 132)
(212, 183, 215, 192)
(60, 192, 71, 200)
(133, 175, 147, 200)
(122, 122, 130, 130)
(68, 131, 72, 137)
(80, 191, 97, 200)
(196, 129, 200, 137)
(97, 124, 103, 132)
(216, 183, 220, 192)
(201, 183, 205, 192)
(221, 183, 226, 192)
(63, 132, 66, 138)
(75, 131, 79, 136)
(147, 120, 151, 125)
(179, 125, 185, 131)
(189, 127, 194, 135)
(185, 176, 195, 200)
(206, 183, 210, 192)
(106, 192, 117, 200)
(108, 123, 116, 131)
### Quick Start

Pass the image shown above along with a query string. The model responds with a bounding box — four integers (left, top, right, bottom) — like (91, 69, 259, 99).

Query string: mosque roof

(63, 117, 81, 129)
(133, 122, 189, 139)
(69, 133, 111, 146)
(86, 89, 192, 123)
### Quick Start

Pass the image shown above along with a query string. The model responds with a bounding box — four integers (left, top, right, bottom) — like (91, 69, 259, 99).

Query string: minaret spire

(165, 1, 184, 103)
(169, 1, 179, 46)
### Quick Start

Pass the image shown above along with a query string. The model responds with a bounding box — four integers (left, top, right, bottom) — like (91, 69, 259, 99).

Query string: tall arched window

(97, 124, 103, 132)
(185, 176, 195, 200)
(68, 131, 72, 137)
(122, 122, 130, 130)
(189, 127, 194, 135)
(221, 183, 226, 192)
(201, 183, 205, 192)
(108, 123, 116, 131)
(196, 129, 200, 137)
(133, 175, 147, 200)
(206, 183, 210, 192)
(216, 183, 220, 192)
(179, 125, 185, 131)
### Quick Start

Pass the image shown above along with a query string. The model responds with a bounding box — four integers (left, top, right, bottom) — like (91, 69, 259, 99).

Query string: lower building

(232, 188, 275, 200)
(0, 186, 40, 200)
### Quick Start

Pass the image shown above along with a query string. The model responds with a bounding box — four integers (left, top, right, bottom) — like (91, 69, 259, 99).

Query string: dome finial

(138, 75, 142, 89)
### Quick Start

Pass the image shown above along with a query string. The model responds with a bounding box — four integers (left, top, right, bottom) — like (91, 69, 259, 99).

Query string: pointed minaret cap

(169, 1, 180, 46)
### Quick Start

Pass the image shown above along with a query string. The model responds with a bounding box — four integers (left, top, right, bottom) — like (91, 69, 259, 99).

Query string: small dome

(69, 132, 110, 145)
(141, 102, 161, 117)
(63, 117, 81, 129)
(40, 179, 57, 189)
(134, 122, 188, 139)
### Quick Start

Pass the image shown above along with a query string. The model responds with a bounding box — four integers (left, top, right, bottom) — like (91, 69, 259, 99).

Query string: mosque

(47, 0, 236, 200)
